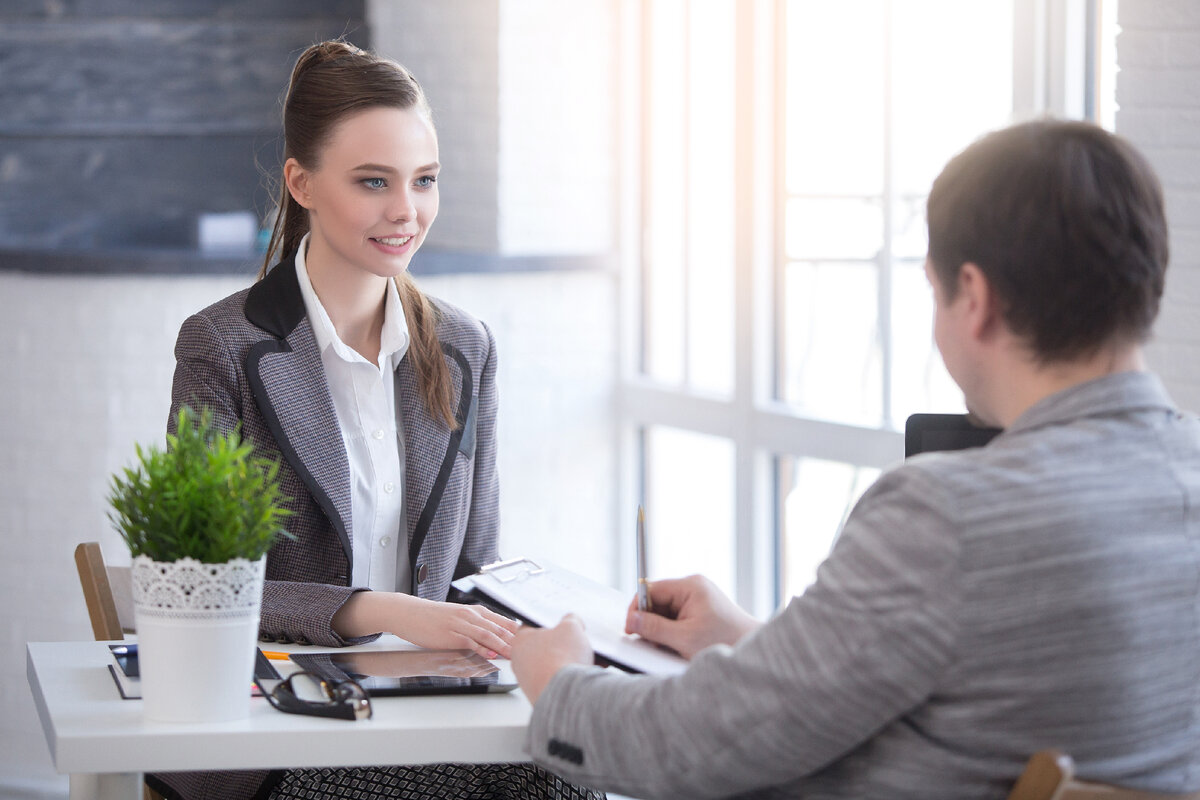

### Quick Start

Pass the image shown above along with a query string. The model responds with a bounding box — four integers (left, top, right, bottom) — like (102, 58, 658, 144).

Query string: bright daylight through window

(623, 0, 1119, 610)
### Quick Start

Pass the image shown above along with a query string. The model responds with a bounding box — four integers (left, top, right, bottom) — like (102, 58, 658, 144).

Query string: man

(510, 120, 1200, 799)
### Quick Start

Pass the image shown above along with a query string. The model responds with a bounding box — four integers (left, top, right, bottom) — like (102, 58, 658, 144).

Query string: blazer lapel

(399, 343, 474, 591)
(244, 259, 354, 565)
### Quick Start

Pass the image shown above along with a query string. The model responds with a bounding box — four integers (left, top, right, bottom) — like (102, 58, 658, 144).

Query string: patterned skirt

(266, 763, 606, 800)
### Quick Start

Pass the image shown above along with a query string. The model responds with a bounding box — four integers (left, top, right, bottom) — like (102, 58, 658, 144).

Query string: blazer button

(417, 563, 428, 584)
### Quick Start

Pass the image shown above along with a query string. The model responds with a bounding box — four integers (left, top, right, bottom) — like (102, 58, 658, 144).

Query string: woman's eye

(415, 175, 437, 188)
(362, 177, 387, 190)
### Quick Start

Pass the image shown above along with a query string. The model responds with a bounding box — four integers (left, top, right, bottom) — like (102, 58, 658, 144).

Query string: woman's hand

(624, 574, 761, 659)
(398, 598, 520, 659)
(333, 592, 519, 659)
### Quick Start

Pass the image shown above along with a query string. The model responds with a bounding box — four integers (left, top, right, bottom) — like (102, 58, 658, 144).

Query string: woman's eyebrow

(350, 163, 397, 173)
(349, 161, 441, 173)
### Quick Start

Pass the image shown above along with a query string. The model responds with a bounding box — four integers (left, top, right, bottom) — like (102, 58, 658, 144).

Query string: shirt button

(383, 481, 395, 494)
(372, 429, 385, 440)
(380, 536, 391, 548)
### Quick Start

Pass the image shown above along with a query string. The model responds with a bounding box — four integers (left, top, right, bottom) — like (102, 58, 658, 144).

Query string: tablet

(288, 649, 519, 696)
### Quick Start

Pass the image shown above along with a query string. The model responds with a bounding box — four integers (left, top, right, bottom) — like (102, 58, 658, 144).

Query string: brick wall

(368, 0, 503, 253)
(370, 0, 615, 256)
(0, 2, 619, 795)
(497, 0, 614, 254)
(1119, 0, 1200, 411)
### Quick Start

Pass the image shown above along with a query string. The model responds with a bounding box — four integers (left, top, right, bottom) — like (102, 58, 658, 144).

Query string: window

(619, 0, 1109, 615)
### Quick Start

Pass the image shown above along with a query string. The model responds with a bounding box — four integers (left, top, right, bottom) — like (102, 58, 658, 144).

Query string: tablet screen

(288, 649, 518, 696)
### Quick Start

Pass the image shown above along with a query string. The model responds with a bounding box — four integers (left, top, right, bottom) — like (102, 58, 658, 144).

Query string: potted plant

(108, 405, 291, 722)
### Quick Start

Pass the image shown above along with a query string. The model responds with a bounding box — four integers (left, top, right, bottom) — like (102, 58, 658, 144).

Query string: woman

(154, 40, 601, 800)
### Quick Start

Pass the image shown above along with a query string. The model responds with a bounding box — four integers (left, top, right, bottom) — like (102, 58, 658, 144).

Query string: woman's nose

(388, 190, 416, 222)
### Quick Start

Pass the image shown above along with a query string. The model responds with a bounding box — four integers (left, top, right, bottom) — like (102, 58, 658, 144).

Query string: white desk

(27, 638, 532, 800)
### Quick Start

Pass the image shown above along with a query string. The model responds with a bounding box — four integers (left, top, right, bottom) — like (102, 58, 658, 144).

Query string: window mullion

(879, 0, 895, 429)
(681, 0, 693, 388)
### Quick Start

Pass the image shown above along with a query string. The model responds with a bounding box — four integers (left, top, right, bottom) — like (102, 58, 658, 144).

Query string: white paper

(454, 559, 688, 676)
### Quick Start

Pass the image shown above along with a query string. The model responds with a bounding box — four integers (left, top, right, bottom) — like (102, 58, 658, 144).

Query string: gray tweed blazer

(153, 257, 500, 800)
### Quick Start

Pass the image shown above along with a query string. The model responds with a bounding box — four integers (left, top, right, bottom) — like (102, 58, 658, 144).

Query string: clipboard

(451, 558, 688, 676)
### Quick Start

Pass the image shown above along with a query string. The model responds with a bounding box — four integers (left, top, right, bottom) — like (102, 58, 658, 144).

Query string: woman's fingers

(455, 606, 517, 658)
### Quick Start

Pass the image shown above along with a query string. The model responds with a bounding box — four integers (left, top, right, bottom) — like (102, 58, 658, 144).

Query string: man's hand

(510, 614, 593, 705)
(625, 574, 761, 659)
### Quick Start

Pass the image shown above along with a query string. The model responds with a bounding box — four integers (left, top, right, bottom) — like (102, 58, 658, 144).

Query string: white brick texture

(1121, 0, 1200, 413)
(2, 3, 621, 793)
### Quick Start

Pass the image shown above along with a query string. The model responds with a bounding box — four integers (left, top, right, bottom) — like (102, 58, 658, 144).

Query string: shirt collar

(294, 233, 410, 369)
(1006, 370, 1178, 437)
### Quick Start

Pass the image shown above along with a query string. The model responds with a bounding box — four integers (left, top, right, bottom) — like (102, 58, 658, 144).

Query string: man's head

(926, 120, 1168, 364)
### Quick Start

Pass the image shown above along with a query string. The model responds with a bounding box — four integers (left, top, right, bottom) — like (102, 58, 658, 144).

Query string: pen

(636, 504, 650, 612)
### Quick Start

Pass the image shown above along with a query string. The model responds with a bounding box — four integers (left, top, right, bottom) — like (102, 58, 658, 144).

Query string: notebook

(107, 644, 279, 700)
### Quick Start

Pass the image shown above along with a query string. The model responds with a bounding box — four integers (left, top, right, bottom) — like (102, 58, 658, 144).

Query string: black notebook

(107, 645, 280, 700)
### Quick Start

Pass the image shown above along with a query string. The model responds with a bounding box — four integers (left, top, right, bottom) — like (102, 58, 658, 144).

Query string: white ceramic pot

(131, 555, 266, 723)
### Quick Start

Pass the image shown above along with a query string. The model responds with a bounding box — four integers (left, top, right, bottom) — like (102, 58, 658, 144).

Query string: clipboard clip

(480, 557, 545, 584)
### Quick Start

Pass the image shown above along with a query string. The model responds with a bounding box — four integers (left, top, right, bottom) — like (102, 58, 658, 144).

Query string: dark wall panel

(0, 135, 275, 249)
(0, 22, 356, 135)
(0, 1, 365, 270)
(7, 1, 365, 21)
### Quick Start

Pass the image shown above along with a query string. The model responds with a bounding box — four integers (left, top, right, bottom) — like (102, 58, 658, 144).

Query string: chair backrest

(74, 541, 128, 641)
(75, 542, 164, 800)
(1008, 751, 1200, 800)
(904, 412, 1002, 458)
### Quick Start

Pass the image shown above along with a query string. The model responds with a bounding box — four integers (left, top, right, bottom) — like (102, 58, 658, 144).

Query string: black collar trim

(244, 256, 305, 339)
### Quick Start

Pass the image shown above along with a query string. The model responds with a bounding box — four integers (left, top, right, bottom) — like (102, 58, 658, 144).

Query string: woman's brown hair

(260, 40, 457, 429)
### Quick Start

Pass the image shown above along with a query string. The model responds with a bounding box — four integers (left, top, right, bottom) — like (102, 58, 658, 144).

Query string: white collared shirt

(294, 234, 412, 593)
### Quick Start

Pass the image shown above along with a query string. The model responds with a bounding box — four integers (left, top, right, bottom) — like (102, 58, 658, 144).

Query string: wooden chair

(1008, 750, 1200, 800)
(74, 542, 164, 800)
(74, 542, 130, 640)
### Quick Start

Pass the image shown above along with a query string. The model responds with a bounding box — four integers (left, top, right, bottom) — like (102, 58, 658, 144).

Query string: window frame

(616, 0, 1099, 617)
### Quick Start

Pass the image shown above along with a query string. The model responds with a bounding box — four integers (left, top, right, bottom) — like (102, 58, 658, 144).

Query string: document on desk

(453, 558, 688, 676)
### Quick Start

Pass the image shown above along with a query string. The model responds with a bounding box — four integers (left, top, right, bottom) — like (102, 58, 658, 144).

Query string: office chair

(1007, 750, 1200, 800)
(904, 412, 1001, 458)
(74, 542, 164, 800)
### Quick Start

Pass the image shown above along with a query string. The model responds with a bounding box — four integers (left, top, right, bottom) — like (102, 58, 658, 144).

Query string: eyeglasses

(255, 671, 373, 721)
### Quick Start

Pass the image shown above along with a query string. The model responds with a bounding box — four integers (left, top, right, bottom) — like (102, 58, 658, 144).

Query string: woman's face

(286, 105, 439, 282)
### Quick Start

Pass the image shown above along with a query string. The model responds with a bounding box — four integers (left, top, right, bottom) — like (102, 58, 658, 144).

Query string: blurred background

(4, 0, 1198, 795)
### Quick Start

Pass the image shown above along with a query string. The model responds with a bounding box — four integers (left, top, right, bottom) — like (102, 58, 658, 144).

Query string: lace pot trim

(132, 555, 265, 613)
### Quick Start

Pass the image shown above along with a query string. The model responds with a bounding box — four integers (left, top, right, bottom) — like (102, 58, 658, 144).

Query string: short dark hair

(926, 119, 1168, 362)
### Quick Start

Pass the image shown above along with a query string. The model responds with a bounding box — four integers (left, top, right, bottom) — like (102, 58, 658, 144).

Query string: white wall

(0, 267, 617, 798)
(1120, 0, 1200, 411)
(1, 1, 620, 795)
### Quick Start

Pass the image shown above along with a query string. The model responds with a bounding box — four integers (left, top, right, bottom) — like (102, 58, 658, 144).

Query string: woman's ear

(283, 158, 314, 210)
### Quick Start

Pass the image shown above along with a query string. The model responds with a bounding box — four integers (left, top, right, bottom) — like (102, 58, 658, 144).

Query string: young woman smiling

(157, 40, 602, 800)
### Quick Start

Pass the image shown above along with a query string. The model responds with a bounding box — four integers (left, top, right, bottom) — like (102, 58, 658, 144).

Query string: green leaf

(107, 405, 294, 563)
